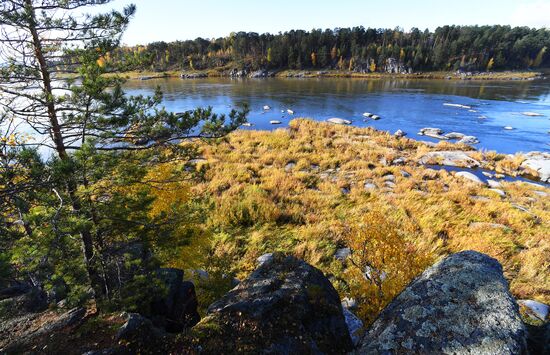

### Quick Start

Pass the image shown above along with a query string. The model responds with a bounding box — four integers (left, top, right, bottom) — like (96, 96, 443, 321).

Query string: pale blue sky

(103, 0, 550, 45)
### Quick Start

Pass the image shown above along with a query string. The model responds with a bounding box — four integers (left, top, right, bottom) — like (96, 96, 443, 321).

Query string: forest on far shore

(112, 25, 550, 73)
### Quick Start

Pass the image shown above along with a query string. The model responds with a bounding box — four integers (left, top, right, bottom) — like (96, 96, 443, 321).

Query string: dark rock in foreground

(356, 250, 528, 354)
(115, 313, 171, 353)
(150, 268, 200, 332)
(197, 253, 353, 354)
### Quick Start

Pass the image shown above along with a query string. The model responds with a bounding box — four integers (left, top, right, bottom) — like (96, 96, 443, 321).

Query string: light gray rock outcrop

(521, 152, 550, 182)
(356, 251, 528, 354)
(419, 151, 480, 168)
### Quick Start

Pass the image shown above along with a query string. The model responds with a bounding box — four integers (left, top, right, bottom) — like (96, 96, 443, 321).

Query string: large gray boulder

(356, 251, 528, 354)
(201, 254, 353, 354)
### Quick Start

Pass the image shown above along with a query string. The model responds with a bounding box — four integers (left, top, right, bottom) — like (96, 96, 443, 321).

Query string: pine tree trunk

(25, 0, 105, 301)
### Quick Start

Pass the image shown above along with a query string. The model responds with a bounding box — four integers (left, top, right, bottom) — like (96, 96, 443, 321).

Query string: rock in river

(327, 117, 351, 125)
(457, 135, 479, 145)
(356, 251, 528, 354)
(444, 132, 465, 139)
(521, 112, 544, 117)
(443, 103, 471, 109)
(418, 127, 448, 140)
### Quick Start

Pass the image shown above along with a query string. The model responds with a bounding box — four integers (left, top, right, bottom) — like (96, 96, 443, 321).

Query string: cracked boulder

(356, 251, 527, 354)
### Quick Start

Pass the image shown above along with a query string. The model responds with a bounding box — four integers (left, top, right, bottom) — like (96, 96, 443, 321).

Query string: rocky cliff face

(356, 250, 529, 354)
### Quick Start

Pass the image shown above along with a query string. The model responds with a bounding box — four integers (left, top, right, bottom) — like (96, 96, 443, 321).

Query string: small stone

(364, 182, 377, 191)
(394, 130, 407, 138)
(335, 248, 351, 262)
(512, 204, 531, 213)
(471, 195, 490, 201)
(521, 112, 544, 117)
(341, 297, 358, 309)
(487, 179, 502, 188)
(489, 188, 506, 197)
(456, 171, 485, 184)
(385, 181, 397, 188)
(285, 162, 296, 172)
(257, 253, 274, 265)
(518, 300, 549, 321)
(392, 157, 406, 165)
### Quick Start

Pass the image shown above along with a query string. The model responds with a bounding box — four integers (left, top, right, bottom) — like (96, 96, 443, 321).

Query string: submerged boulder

(356, 251, 528, 354)
(200, 254, 353, 353)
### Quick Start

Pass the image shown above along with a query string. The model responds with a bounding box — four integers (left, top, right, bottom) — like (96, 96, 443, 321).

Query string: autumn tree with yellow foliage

(345, 210, 433, 324)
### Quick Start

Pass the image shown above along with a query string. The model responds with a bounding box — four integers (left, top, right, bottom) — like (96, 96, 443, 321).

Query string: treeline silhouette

(115, 25, 550, 72)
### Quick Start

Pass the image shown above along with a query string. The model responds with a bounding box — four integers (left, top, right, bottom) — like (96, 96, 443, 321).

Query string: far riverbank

(119, 69, 545, 81)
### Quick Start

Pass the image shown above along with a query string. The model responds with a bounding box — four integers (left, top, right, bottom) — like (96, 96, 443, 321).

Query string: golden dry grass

(164, 119, 549, 323)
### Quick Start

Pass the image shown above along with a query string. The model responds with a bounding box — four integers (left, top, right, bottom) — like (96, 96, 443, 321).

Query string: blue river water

(123, 77, 550, 154)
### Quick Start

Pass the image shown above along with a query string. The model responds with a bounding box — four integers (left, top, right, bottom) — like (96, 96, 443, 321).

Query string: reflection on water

(123, 77, 550, 154)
